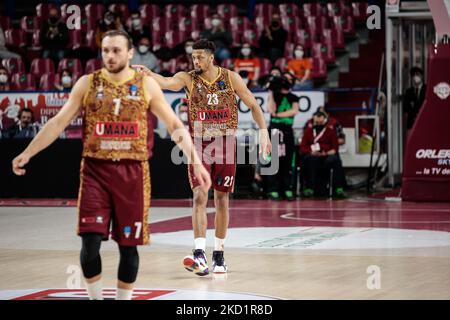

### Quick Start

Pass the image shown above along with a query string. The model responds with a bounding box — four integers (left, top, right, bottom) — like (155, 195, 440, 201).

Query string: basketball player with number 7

(138, 39, 271, 276)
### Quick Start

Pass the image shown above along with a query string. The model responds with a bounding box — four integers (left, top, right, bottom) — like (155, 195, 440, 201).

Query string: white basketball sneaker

(183, 249, 209, 276)
(212, 250, 228, 273)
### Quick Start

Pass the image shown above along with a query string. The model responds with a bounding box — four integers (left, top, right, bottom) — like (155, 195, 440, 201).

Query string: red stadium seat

(281, 16, 302, 39)
(303, 3, 324, 17)
(39, 73, 57, 90)
(292, 29, 314, 50)
(30, 58, 55, 78)
(279, 3, 300, 18)
(36, 3, 58, 20)
(351, 2, 369, 23)
(84, 30, 97, 51)
(230, 29, 241, 47)
(164, 30, 188, 49)
(326, 3, 341, 17)
(255, 4, 276, 21)
(311, 57, 327, 79)
(284, 42, 295, 59)
(30, 30, 42, 49)
(20, 16, 41, 33)
(229, 16, 252, 33)
(58, 58, 83, 75)
(312, 42, 336, 64)
(67, 29, 82, 50)
(332, 16, 356, 37)
(151, 29, 163, 51)
(4, 29, 27, 49)
(179, 17, 199, 34)
(322, 29, 345, 50)
(190, 4, 210, 21)
(242, 29, 259, 48)
(159, 59, 177, 75)
(108, 4, 130, 23)
(190, 29, 201, 41)
(85, 3, 105, 22)
(2, 58, 25, 74)
(11, 73, 36, 91)
(85, 59, 103, 74)
(259, 58, 272, 77)
(275, 57, 288, 71)
(217, 4, 238, 21)
(0, 16, 12, 30)
(152, 17, 170, 34)
(140, 4, 161, 20)
(164, 4, 187, 20)
(255, 16, 271, 37)
(220, 58, 234, 70)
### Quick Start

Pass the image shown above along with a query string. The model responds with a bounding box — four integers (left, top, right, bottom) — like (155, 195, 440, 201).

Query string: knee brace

(118, 246, 139, 284)
(80, 233, 103, 279)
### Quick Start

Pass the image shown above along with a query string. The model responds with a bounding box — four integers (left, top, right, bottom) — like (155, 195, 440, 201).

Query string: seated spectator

(5, 108, 38, 139)
(55, 69, 73, 92)
(130, 36, 160, 73)
(299, 111, 346, 198)
(176, 39, 194, 72)
(304, 106, 346, 145)
(95, 11, 124, 48)
(41, 7, 69, 63)
(200, 14, 232, 62)
(287, 44, 313, 90)
(259, 13, 288, 64)
(126, 11, 151, 47)
(0, 28, 21, 59)
(234, 43, 261, 89)
(0, 67, 10, 91)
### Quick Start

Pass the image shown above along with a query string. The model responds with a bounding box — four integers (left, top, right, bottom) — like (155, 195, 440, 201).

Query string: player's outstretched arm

(132, 64, 189, 91)
(229, 71, 272, 159)
(12, 75, 89, 176)
(144, 76, 211, 192)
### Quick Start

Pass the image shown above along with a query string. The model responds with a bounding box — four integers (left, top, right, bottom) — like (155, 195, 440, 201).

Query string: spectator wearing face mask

(259, 13, 288, 64)
(0, 28, 21, 59)
(234, 43, 261, 89)
(95, 11, 124, 48)
(0, 67, 10, 91)
(200, 13, 232, 62)
(299, 111, 346, 198)
(403, 67, 426, 130)
(126, 11, 152, 47)
(55, 69, 74, 92)
(287, 44, 313, 90)
(258, 66, 282, 89)
(176, 39, 195, 72)
(5, 108, 39, 139)
(130, 36, 160, 73)
(41, 7, 69, 63)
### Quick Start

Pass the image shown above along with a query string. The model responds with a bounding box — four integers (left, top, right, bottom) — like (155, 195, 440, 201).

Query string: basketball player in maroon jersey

(142, 39, 271, 275)
(12, 30, 211, 299)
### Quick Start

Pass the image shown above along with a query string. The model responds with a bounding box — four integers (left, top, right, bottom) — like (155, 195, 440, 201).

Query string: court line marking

(226, 207, 450, 212)
(280, 212, 450, 223)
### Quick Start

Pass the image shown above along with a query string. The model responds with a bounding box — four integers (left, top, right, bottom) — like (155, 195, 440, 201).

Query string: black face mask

(313, 125, 325, 132)
(49, 16, 58, 23)
(271, 21, 280, 28)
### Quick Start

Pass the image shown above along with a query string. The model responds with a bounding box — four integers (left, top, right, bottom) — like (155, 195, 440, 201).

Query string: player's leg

(117, 245, 139, 300)
(80, 233, 103, 300)
(212, 189, 229, 273)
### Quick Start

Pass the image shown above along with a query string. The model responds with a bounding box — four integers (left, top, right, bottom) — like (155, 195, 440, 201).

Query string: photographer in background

(5, 108, 39, 139)
(267, 75, 299, 200)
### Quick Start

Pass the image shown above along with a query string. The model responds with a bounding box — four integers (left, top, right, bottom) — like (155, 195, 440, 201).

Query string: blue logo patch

(217, 80, 226, 90)
(124, 226, 131, 238)
(130, 84, 138, 96)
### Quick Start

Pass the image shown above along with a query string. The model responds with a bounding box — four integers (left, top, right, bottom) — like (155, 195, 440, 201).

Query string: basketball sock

(214, 237, 225, 251)
(86, 279, 103, 300)
(116, 288, 133, 300)
(194, 237, 206, 251)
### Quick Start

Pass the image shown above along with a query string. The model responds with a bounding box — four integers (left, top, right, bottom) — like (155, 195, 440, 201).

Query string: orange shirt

(287, 58, 312, 79)
(234, 58, 261, 80)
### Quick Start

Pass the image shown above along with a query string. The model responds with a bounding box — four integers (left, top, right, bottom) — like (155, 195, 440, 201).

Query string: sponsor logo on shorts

(100, 140, 131, 150)
(124, 226, 131, 239)
(94, 121, 139, 138)
(96, 216, 103, 224)
(197, 109, 230, 122)
(434, 82, 450, 100)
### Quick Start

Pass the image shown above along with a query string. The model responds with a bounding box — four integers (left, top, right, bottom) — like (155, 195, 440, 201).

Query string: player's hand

(131, 64, 153, 76)
(259, 129, 272, 161)
(12, 152, 31, 176)
(193, 163, 211, 193)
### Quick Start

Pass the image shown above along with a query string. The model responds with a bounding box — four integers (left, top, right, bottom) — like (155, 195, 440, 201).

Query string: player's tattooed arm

(229, 71, 272, 159)
(12, 76, 89, 176)
(134, 64, 190, 91)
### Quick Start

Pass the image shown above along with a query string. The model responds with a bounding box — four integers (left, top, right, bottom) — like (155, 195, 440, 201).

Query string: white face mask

(61, 75, 72, 87)
(185, 46, 193, 54)
(241, 48, 251, 57)
(294, 50, 304, 58)
(0, 74, 7, 84)
(179, 112, 188, 122)
(211, 19, 221, 27)
(138, 45, 149, 54)
(413, 75, 422, 85)
(132, 18, 141, 28)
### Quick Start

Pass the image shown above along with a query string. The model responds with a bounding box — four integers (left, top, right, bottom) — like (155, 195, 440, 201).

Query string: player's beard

(194, 67, 203, 75)
(106, 61, 127, 74)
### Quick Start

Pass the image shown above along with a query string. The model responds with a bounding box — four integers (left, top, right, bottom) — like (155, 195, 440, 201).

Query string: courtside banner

(0, 90, 324, 138)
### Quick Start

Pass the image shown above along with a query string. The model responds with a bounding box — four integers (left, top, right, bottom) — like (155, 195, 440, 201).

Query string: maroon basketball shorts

(77, 157, 151, 246)
(188, 135, 237, 193)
